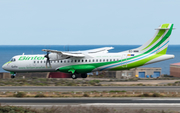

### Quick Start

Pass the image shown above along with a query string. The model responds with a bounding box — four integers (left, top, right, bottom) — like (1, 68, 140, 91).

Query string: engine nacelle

(48, 53, 68, 61)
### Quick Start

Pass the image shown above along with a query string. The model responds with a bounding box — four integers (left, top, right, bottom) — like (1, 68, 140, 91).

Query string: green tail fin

(136, 23, 174, 54)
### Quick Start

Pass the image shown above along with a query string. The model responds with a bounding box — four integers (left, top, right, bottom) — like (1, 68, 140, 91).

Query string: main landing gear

(69, 69, 87, 79)
(81, 73, 87, 78)
(71, 73, 87, 79)
(71, 74, 77, 79)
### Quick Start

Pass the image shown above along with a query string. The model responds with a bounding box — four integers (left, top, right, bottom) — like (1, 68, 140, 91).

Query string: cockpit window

(10, 58, 16, 62)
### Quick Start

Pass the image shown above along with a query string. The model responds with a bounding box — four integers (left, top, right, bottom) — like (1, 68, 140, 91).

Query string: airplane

(2, 23, 175, 79)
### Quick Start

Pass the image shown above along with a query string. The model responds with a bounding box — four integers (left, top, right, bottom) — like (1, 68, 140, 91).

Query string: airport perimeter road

(0, 86, 180, 91)
(2, 98, 180, 110)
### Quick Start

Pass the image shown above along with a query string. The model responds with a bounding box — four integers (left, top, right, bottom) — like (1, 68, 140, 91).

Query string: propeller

(44, 51, 51, 68)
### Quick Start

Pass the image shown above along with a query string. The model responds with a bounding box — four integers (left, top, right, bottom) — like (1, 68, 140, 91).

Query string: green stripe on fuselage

(110, 47, 167, 71)
(4, 61, 12, 65)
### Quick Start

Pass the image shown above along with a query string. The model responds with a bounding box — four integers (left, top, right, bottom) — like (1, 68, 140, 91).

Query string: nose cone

(2, 64, 7, 70)
(2, 61, 12, 71)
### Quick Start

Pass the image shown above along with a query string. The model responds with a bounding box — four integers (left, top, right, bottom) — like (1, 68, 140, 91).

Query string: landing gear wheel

(81, 73, 87, 78)
(71, 74, 77, 79)
(11, 75, 15, 78)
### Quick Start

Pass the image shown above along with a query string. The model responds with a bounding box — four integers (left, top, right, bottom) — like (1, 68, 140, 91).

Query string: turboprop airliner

(2, 23, 175, 79)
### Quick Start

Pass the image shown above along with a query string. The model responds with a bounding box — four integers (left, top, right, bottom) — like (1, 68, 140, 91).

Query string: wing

(76, 47, 114, 54)
(42, 47, 113, 60)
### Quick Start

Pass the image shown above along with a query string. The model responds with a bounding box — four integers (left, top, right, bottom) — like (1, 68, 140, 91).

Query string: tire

(71, 74, 77, 79)
(81, 73, 87, 78)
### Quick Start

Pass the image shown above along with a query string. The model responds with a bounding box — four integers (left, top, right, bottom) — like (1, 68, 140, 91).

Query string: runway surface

(0, 86, 180, 91)
(1, 98, 180, 110)
(1, 98, 180, 103)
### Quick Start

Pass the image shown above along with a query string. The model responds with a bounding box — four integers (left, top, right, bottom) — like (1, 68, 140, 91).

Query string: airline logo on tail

(140, 23, 173, 54)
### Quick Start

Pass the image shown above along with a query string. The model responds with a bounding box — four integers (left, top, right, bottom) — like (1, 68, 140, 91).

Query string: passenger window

(85, 60, 87, 62)
(61, 60, 63, 63)
(100, 59, 101, 62)
(92, 59, 94, 62)
(114, 59, 115, 61)
(34, 61, 36, 63)
(41, 61, 42, 63)
(107, 59, 108, 62)
(75, 60, 77, 62)
(89, 60, 91, 62)
(64, 60, 66, 63)
(78, 60, 80, 62)
(37, 61, 39, 63)
(96, 59, 98, 62)
(103, 59, 105, 62)
(82, 60, 84, 62)
(110, 59, 112, 61)
(68, 60, 69, 63)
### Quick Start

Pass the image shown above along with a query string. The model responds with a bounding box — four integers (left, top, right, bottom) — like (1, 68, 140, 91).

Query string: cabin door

(121, 54, 127, 68)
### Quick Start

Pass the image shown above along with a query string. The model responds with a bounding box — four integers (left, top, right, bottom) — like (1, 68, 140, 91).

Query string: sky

(0, 0, 179, 45)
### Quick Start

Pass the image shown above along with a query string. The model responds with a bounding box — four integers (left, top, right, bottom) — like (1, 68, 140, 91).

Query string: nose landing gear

(11, 75, 15, 78)
(10, 72, 16, 79)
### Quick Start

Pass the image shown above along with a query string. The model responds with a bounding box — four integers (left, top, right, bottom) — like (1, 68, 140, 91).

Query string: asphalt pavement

(0, 86, 180, 91)
(1, 98, 180, 111)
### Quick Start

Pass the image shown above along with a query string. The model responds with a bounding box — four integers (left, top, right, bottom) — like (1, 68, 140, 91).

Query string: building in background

(170, 63, 180, 77)
(0, 72, 11, 79)
(115, 67, 161, 79)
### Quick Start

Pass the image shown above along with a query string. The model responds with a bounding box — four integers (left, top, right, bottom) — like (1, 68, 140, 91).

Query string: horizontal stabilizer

(155, 28, 175, 30)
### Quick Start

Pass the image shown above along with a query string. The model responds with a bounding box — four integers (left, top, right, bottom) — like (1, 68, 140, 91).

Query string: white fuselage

(2, 52, 174, 73)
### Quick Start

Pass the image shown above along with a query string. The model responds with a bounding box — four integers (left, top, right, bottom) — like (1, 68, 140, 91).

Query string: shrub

(109, 90, 126, 93)
(35, 93, 45, 97)
(14, 92, 26, 97)
(139, 93, 151, 97)
(83, 94, 89, 97)
(88, 80, 100, 85)
(137, 83, 144, 86)
(152, 93, 163, 97)
(0, 105, 37, 113)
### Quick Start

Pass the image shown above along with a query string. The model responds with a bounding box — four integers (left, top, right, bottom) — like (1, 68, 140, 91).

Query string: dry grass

(1, 77, 180, 86)
(0, 105, 177, 113)
(1, 90, 180, 98)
